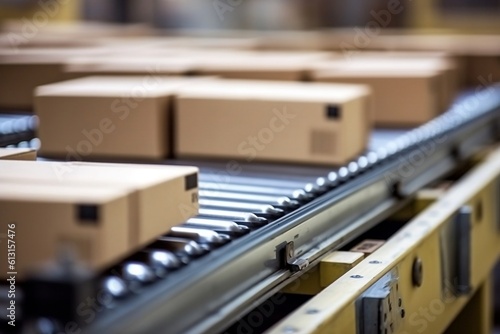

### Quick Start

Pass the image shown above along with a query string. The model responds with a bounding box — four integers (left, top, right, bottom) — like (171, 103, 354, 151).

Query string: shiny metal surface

(199, 190, 299, 209)
(121, 263, 155, 285)
(199, 182, 313, 202)
(102, 276, 128, 299)
(169, 226, 231, 245)
(184, 218, 250, 235)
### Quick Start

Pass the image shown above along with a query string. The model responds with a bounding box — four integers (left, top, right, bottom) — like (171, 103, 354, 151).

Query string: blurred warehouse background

(0, 0, 499, 31)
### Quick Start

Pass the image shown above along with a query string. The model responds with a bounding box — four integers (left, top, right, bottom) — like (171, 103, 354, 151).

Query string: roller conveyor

(1, 88, 500, 334)
(87, 89, 500, 334)
(0, 113, 38, 148)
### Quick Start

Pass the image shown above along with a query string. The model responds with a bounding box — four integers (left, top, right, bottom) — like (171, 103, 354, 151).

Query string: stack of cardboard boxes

(1, 23, 498, 164)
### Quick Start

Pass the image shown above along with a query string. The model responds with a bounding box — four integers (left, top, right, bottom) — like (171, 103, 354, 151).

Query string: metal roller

(121, 262, 156, 285)
(168, 226, 231, 246)
(197, 208, 269, 228)
(184, 218, 250, 236)
(102, 276, 128, 299)
(151, 237, 209, 258)
(199, 181, 313, 202)
(199, 190, 300, 210)
(199, 199, 285, 218)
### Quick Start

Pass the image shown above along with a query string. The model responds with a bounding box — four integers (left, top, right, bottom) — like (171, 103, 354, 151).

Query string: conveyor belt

(2, 88, 500, 334)
(86, 89, 500, 334)
(0, 113, 38, 148)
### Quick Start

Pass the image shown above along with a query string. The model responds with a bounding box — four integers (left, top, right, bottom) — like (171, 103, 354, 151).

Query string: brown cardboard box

(66, 161, 199, 244)
(0, 56, 65, 110)
(460, 36, 500, 85)
(255, 30, 325, 51)
(465, 54, 500, 87)
(336, 52, 460, 109)
(89, 35, 260, 51)
(0, 48, 103, 110)
(0, 148, 36, 160)
(175, 80, 371, 165)
(0, 182, 130, 279)
(0, 34, 97, 50)
(145, 36, 260, 50)
(0, 160, 198, 246)
(368, 33, 500, 86)
(64, 50, 329, 81)
(314, 65, 443, 126)
(35, 76, 209, 160)
(63, 49, 281, 77)
(64, 56, 196, 77)
(190, 51, 331, 81)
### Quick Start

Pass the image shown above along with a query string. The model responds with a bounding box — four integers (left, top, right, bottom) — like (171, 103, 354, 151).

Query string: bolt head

(412, 257, 423, 287)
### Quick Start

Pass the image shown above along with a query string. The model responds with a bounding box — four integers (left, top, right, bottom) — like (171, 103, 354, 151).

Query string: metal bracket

(440, 205, 472, 298)
(356, 270, 404, 334)
(284, 242, 309, 273)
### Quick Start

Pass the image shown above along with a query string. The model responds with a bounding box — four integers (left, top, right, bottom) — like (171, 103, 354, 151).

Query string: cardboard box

(314, 66, 443, 126)
(0, 148, 36, 160)
(190, 51, 331, 81)
(367, 33, 500, 86)
(465, 55, 500, 87)
(0, 182, 130, 279)
(64, 56, 196, 77)
(146, 36, 260, 50)
(336, 53, 460, 109)
(35, 76, 208, 160)
(63, 49, 290, 78)
(459, 36, 500, 85)
(66, 161, 199, 244)
(0, 160, 199, 246)
(0, 57, 64, 111)
(0, 34, 97, 50)
(175, 80, 371, 165)
(256, 30, 325, 51)
(90, 35, 259, 51)
(0, 48, 104, 111)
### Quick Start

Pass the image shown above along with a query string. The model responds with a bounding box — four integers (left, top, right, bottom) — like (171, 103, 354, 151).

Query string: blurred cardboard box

(256, 30, 325, 50)
(148, 35, 261, 50)
(189, 51, 331, 81)
(35, 76, 209, 160)
(313, 62, 444, 126)
(64, 56, 196, 77)
(339, 52, 460, 109)
(0, 182, 130, 279)
(464, 53, 500, 87)
(0, 160, 198, 248)
(0, 33, 95, 50)
(175, 80, 371, 165)
(0, 48, 104, 110)
(368, 33, 500, 86)
(64, 50, 332, 82)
